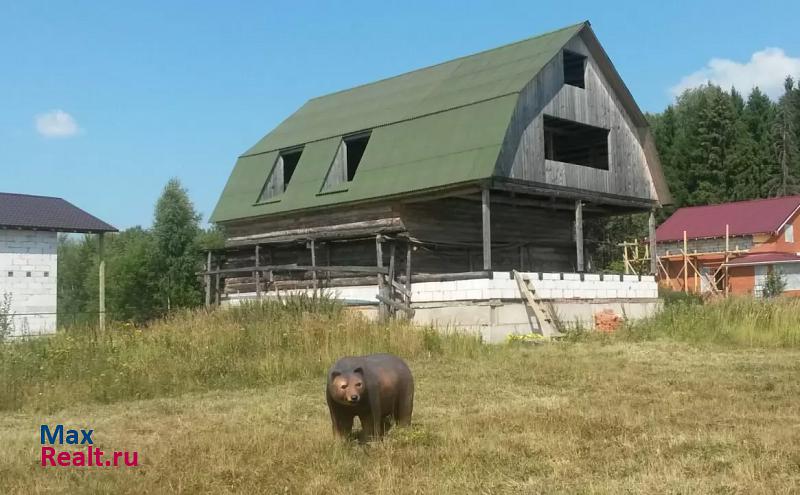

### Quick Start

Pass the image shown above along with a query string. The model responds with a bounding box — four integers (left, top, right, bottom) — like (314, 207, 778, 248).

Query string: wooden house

(209, 21, 671, 320)
(655, 195, 800, 296)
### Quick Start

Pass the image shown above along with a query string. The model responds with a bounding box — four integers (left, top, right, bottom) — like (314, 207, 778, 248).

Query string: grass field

(1, 297, 800, 493)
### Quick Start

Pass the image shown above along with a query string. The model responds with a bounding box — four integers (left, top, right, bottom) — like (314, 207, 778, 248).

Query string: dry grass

(2, 341, 800, 493)
(2, 297, 800, 493)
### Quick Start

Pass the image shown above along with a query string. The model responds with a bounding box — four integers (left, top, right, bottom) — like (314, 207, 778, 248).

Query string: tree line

(58, 179, 223, 325)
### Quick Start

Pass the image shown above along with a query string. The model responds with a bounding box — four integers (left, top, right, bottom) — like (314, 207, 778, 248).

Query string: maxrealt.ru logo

(40, 425, 139, 467)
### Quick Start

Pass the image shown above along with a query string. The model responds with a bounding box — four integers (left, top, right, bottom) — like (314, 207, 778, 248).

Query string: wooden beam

(376, 235, 386, 321)
(388, 242, 396, 316)
(205, 251, 212, 307)
(255, 245, 261, 299)
(482, 188, 491, 271)
(575, 200, 584, 272)
(214, 255, 221, 305)
(309, 239, 317, 289)
(200, 264, 389, 276)
(405, 242, 412, 308)
(683, 230, 688, 293)
(649, 210, 657, 275)
(724, 224, 730, 296)
(98, 233, 106, 331)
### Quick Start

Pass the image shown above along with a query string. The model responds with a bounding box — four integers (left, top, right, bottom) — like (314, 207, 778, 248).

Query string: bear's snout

(349, 394, 360, 403)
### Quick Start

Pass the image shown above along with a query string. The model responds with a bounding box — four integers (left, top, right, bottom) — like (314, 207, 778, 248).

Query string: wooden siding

(496, 34, 658, 202)
(320, 139, 347, 191)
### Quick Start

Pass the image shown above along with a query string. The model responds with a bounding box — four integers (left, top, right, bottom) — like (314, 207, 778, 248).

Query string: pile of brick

(594, 309, 623, 333)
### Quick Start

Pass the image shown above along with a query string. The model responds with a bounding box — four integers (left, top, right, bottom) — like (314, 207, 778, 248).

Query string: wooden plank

(482, 188, 491, 270)
(375, 294, 414, 318)
(512, 270, 560, 338)
(214, 255, 221, 306)
(310, 239, 317, 289)
(201, 264, 389, 275)
(391, 279, 410, 297)
(575, 200, 584, 272)
(405, 242, 412, 306)
(683, 230, 688, 293)
(648, 210, 657, 275)
(376, 235, 386, 321)
(254, 245, 261, 298)
(98, 233, 106, 330)
(205, 251, 212, 307)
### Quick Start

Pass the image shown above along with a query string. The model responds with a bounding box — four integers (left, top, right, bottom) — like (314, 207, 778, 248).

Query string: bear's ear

(353, 367, 363, 375)
(330, 371, 341, 379)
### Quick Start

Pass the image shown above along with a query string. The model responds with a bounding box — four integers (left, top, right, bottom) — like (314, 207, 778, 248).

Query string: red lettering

(41, 446, 56, 466)
(94, 448, 104, 466)
(113, 451, 122, 466)
(123, 451, 138, 467)
(56, 452, 71, 466)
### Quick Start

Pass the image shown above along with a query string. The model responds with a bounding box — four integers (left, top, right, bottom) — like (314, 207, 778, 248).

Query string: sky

(2, 0, 799, 230)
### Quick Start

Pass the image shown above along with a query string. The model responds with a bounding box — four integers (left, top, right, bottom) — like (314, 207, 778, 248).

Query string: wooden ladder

(512, 270, 562, 338)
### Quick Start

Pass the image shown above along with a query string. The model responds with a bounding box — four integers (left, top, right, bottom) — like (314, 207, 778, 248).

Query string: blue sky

(2, 0, 799, 230)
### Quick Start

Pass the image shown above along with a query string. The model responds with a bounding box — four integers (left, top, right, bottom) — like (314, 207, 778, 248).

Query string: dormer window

(321, 131, 371, 191)
(563, 50, 586, 88)
(257, 147, 304, 202)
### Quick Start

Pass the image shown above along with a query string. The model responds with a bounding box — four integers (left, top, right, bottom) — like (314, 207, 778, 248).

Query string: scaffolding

(620, 225, 743, 295)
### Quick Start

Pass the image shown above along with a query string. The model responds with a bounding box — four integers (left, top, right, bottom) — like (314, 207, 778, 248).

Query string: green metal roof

(211, 22, 587, 223)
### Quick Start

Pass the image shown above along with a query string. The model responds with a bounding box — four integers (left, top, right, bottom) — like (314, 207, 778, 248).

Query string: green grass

(1, 296, 800, 493)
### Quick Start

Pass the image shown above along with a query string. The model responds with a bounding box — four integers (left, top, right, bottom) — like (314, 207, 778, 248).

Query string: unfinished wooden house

(209, 21, 670, 340)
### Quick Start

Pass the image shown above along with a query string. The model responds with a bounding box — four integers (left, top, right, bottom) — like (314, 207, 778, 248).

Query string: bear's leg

(332, 412, 354, 438)
(358, 414, 384, 441)
(394, 389, 414, 427)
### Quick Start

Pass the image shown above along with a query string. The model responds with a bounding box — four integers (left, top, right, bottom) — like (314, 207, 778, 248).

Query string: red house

(655, 195, 800, 296)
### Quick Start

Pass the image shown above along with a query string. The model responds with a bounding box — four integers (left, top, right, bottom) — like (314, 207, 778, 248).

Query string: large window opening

(543, 115, 609, 170)
(257, 147, 303, 202)
(563, 50, 586, 89)
(345, 132, 370, 181)
(281, 148, 302, 189)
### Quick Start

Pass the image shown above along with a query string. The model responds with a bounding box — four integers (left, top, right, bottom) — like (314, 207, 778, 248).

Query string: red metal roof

(0, 192, 117, 233)
(725, 251, 800, 266)
(656, 195, 800, 242)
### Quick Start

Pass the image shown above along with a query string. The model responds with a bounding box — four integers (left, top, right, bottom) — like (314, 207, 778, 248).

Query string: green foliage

(658, 286, 704, 307)
(0, 292, 13, 341)
(762, 269, 787, 298)
(619, 296, 800, 347)
(151, 178, 203, 311)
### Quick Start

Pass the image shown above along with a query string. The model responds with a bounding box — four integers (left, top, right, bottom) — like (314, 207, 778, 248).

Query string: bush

(762, 269, 787, 298)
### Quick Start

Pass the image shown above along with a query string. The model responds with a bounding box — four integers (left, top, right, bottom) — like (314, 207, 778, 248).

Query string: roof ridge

(0, 191, 65, 201)
(674, 194, 800, 211)
(307, 21, 587, 103)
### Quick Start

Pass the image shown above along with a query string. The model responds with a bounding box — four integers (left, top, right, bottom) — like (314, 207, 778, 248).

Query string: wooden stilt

(482, 187, 492, 271)
(575, 200, 584, 272)
(649, 210, 657, 275)
(683, 230, 688, 293)
(310, 239, 317, 289)
(405, 242, 412, 310)
(255, 245, 261, 299)
(98, 233, 106, 330)
(205, 251, 212, 307)
(376, 235, 386, 321)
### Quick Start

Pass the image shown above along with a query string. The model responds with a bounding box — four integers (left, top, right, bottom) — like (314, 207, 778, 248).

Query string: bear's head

(329, 368, 365, 406)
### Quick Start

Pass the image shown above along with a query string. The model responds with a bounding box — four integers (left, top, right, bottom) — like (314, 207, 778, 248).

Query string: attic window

(563, 50, 586, 88)
(257, 147, 304, 202)
(543, 115, 609, 170)
(344, 133, 370, 181)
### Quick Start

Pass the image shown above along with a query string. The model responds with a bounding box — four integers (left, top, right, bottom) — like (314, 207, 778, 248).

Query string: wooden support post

(388, 243, 396, 316)
(575, 200, 584, 272)
(482, 187, 492, 271)
(376, 235, 386, 321)
(255, 245, 261, 299)
(309, 239, 317, 289)
(683, 230, 688, 293)
(623, 242, 629, 275)
(405, 242, 412, 309)
(724, 224, 730, 296)
(214, 254, 221, 306)
(98, 233, 106, 330)
(205, 251, 212, 307)
(649, 210, 657, 276)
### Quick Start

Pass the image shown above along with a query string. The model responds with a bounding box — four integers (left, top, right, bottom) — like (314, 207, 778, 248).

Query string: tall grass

(621, 296, 800, 347)
(0, 296, 483, 412)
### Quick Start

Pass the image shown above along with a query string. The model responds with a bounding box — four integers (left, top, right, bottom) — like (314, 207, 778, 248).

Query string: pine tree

(769, 77, 800, 196)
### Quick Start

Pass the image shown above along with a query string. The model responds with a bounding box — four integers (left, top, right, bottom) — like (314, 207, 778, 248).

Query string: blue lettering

(40, 425, 63, 445)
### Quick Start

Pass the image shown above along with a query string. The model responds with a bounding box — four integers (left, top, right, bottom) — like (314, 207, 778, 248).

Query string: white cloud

(34, 110, 81, 138)
(670, 48, 800, 100)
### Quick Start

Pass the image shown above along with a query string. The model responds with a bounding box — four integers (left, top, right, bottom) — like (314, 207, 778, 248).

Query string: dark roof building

(0, 192, 117, 233)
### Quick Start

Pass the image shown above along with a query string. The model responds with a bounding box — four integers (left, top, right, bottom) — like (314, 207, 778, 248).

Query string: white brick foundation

(0, 230, 58, 336)
(224, 271, 661, 343)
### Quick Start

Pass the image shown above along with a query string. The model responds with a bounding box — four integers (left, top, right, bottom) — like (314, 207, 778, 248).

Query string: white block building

(0, 192, 116, 337)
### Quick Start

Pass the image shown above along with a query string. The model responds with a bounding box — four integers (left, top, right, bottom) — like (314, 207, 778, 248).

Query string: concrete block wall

(0, 229, 58, 336)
